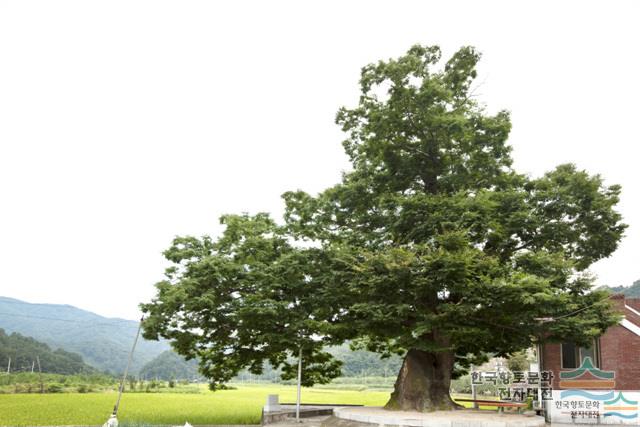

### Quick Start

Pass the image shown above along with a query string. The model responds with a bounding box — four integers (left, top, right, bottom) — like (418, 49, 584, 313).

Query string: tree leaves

(142, 44, 626, 388)
(141, 214, 351, 389)
(284, 45, 626, 367)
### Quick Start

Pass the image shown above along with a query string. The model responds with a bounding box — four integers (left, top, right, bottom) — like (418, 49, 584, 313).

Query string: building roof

(620, 296, 640, 337)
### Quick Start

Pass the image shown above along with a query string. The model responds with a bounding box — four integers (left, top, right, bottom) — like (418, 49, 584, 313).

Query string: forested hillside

(329, 344, 402, 377)
(0, 329, 95, 375)
(605, 279, 640, 297)
(0, 297, 404, 379)
(139, 350, 202, 380)
(0, 297, 169, 374)
(139, 344, 403, 381)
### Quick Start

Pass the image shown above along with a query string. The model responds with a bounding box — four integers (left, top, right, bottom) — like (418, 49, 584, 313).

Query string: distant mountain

(328, 343, 402, 377)
(0, 297, 405, 380)
(139, 350, 202, 380)
(0, 328, 96, 374)
(0, 297, 170, 374)
(138, 344, 403, 382)
(602, 279, 640, 298)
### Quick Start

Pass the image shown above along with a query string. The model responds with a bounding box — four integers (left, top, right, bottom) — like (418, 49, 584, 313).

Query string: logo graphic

(557, 358, 638, 421)
(559, 357, 615, 389)
(604, 392, 639, 420)
(558, 390, 639, 421)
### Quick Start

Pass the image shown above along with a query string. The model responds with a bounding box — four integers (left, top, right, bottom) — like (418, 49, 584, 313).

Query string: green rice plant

(0, 384, 391, 426)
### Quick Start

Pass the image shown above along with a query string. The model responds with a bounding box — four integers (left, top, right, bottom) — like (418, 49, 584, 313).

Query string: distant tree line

(604, 279, 640, 297)
(0, 297, 169, 375)
(139, 350, 203, 381)
(0, 328, 95, 375)
(139, 344, 404, 381)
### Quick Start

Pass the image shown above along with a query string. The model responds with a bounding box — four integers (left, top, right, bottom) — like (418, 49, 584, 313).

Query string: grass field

(0, 384, 392, 426)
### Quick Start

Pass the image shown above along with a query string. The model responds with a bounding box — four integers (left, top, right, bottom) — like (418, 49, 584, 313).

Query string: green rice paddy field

(0, 384, 392, 426)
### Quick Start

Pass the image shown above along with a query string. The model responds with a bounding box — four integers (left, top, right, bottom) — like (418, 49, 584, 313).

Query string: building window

(561, 340, 600, 369)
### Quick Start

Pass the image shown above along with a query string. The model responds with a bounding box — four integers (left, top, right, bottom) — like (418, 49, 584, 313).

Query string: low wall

(261, 404, 363, 425)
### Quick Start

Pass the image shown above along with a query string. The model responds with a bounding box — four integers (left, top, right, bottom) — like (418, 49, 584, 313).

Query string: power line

(535, 294, 617, 323)
(554, 294, 616, 319)
(0, 311, 140, 328)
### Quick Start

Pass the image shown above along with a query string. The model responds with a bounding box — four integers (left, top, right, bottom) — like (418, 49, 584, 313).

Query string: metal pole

(113, 317, 143, 417)
(36, 356, 43, 393)
(471, 364, 478, 409)
(296, 347, 302, 422)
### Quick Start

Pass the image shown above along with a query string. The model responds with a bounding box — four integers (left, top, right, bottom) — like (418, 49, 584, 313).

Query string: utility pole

(471, 364, 478, 409)
(36, 356, 43, 393)
(296, 347, 302, 422)
(113, 317, 143, 418)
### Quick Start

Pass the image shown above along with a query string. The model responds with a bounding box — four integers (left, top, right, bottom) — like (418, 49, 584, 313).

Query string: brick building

(540, 294, 640, 390)
(541, 294, 640, 424)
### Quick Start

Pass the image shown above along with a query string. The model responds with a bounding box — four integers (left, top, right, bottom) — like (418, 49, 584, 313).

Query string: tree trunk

(384, 349, 462, 412)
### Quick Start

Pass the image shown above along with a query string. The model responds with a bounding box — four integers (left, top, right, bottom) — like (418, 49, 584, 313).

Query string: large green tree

(141, 45, 626, 411)
(141, 214, 346, 388)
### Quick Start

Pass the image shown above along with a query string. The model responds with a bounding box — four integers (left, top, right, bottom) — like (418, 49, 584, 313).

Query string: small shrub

(47, 383, 64, 393)
(526, 396, 534, 410)
(450, 375, 472, 394)
(212, 384, 237, 391)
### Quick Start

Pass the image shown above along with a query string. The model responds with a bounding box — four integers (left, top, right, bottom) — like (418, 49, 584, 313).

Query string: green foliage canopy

(142, 214, 346, 388)
(142, 45, 626, 390)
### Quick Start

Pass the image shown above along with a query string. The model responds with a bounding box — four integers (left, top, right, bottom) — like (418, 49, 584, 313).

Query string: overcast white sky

(1, 1, 638, 320)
